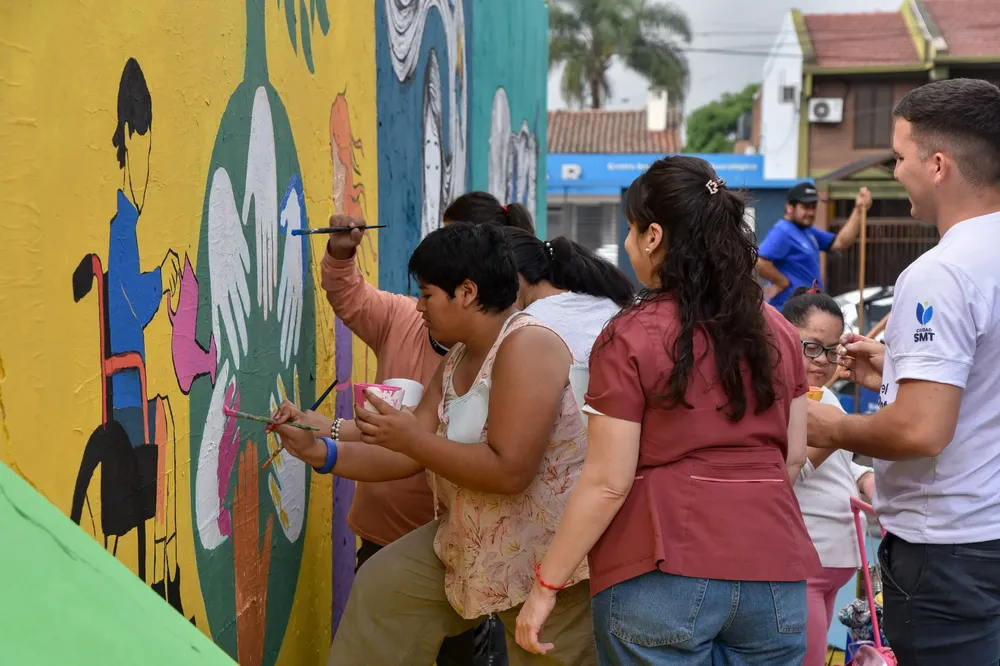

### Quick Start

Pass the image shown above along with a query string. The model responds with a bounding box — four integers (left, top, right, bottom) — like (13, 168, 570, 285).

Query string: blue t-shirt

(758, 218, 836, 309)
(107, 190, 163, 414)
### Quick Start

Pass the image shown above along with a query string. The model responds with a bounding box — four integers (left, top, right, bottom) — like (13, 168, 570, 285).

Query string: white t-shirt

(795, 387, 872, 568)
(523, 292, 621, 363)
(875, 210, 1000, 544)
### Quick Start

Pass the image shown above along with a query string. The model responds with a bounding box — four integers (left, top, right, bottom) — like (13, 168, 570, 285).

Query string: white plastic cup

(383, 378, 425, 408)
(354, 383, 405, 411)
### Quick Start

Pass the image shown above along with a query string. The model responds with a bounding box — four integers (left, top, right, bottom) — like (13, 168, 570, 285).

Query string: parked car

(834, 285, 893, 341)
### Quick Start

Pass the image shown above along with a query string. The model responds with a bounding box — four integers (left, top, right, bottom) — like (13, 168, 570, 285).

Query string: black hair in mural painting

(112, 57, 152, 168)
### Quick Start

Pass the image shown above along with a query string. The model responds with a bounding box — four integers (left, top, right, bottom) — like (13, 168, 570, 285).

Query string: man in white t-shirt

(807, 78, 1000, 666)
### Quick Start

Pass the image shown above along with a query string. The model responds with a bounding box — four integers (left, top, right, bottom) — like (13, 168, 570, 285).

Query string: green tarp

(0, 462, 235, 665)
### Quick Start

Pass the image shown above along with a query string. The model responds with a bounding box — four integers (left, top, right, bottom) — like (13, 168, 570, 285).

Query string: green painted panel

(0, 462, 235, 666)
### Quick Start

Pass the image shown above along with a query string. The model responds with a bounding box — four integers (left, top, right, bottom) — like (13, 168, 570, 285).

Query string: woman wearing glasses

(781, 286, 874, 666)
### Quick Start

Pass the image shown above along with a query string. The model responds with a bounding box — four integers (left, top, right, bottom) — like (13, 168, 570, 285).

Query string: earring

(646, 247, 652, 253)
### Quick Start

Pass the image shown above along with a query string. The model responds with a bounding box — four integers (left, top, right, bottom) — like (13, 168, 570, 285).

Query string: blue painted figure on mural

(69, 56, 188, 621)
(106, 57, 181, 447)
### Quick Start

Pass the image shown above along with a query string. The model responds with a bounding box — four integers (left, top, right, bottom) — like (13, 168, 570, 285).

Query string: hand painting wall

(0, 0, 546, 663)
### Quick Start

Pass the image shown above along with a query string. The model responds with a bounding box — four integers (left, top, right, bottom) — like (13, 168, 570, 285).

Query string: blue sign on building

(546, 153, 806, 281)
(547, 153, 801, 196)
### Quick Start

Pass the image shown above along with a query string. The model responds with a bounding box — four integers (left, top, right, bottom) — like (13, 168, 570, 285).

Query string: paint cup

(383, 378, 425, 408)
(807, 386, 824, 401)
(354, 383, 405, 411)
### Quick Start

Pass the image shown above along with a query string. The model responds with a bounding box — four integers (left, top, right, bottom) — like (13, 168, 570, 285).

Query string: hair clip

(503, 205, 508, 212)
(544, 240, 554, 258)
(706, 179, 725, 195)
(806, 280, 821, 294)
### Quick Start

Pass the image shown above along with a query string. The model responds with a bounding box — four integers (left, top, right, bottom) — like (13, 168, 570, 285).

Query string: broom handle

(852, 206, 868, 410)
(858, 205, 868, 335)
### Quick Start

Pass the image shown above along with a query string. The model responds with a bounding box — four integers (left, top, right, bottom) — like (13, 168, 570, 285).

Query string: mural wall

(375, 0, 549, 294)
(0, 0, 546, 663)
(469, 0, 549, 238)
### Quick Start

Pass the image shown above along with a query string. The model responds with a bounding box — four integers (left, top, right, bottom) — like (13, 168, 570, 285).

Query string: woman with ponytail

(444, 191, 535, 233)
(516, 156, 817, 665)
(503, 227, 633, 362)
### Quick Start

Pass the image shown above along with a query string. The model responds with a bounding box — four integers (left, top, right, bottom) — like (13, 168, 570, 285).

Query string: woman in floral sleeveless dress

(274, 222, 598, 665)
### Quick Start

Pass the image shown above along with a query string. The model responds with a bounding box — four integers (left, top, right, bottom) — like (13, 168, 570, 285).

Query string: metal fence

(825, 218, 939, 296)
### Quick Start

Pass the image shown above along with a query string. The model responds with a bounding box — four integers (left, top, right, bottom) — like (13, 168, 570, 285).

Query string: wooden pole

(854, 205, 869, 411)
(868, 311, 890, 339)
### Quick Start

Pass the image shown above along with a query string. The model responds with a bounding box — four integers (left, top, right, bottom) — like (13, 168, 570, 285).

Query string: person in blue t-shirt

(757, 182, 871, 309)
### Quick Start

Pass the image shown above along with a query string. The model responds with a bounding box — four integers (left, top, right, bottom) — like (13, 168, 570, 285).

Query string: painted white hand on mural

(277, 179, 304, 367)
(208, 168, 252, 370)
(243, 86, 279, 320)
(266, 371, 307, 543)
(195, 360, 239, 551)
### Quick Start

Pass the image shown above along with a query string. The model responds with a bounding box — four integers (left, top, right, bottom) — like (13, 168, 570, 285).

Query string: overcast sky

(547, 0, 901, 115)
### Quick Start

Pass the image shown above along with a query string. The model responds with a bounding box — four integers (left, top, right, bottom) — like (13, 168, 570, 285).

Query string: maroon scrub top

(585, 297, 820, 596)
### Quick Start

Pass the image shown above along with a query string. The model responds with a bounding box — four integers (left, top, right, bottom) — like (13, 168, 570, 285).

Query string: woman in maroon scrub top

(515, 156, 819, 665)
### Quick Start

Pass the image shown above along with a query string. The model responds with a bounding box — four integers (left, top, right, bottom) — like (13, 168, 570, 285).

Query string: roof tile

(547, 109, 681, 154)
(804, 11, 920, 68)
(924, 0, 1000, 59)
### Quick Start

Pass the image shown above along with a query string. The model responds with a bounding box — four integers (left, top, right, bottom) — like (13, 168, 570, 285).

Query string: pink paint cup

(353, 383, 405, 411)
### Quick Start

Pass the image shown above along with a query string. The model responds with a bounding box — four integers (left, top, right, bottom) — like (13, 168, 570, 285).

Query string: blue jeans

(592, 570, 807, 665)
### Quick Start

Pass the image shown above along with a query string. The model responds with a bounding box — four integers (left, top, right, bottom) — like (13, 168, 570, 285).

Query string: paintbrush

(309, 376, 347, 411)
(291, 225, 386, 236)
(260, 376, 349, 470)
(223, 406, 319, 431)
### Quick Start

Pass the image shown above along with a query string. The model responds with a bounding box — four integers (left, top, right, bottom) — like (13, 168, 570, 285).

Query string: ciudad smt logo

(914, 301, 935, 342)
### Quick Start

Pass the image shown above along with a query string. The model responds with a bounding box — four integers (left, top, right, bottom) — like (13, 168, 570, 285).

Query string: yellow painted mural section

(0, 1, 377, 663)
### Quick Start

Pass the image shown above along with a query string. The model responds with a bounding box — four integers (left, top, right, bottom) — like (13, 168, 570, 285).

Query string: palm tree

(550, 0, 692, 109)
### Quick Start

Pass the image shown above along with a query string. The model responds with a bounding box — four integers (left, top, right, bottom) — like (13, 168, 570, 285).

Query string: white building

(759, 11, 803, 181)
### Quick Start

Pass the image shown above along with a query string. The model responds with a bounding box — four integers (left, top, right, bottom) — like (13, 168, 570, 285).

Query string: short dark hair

(408, 222, 519, 313)
(112, 58, 152, 169)
(781, 286, 844, 329)
(893, 78, 1000, 188)
(443, 191, 535, 233)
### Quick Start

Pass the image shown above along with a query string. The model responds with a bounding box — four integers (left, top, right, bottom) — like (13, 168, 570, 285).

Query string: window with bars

(854, 85, 894, 149)
(544, 203, 620, 266)
(833, 197, 911, 219)
(548, 206, 565, 239)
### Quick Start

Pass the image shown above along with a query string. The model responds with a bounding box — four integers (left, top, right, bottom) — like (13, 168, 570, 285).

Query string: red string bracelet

(535, 562, 566, 591)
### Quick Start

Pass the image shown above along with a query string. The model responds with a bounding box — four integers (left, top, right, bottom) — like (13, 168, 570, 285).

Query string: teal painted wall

(468, 0, 549, 239)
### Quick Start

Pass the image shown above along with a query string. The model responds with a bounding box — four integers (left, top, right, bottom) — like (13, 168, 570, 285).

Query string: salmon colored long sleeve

(320, 250, 413, 361)
(318, 246, 440, 546)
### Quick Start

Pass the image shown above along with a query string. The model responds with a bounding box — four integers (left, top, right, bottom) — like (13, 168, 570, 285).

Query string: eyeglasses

(802, 340, 838, 363)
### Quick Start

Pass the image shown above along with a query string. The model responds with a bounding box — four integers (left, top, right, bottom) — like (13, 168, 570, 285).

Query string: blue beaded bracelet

(316, 436, 339, 474)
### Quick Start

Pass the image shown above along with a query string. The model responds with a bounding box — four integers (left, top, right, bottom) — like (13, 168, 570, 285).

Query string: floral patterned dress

(429, 313, 590, 619)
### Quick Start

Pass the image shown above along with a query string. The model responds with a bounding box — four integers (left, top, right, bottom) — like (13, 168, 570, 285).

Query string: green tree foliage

(684, 83, 760, 153)
(550, 0, 692, 109)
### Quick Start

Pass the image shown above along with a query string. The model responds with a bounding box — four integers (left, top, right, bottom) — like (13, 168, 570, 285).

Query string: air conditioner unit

(808, 98, 844, 124)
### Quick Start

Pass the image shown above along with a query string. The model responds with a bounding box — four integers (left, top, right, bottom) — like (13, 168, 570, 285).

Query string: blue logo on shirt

(916, 301, 934, 325)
